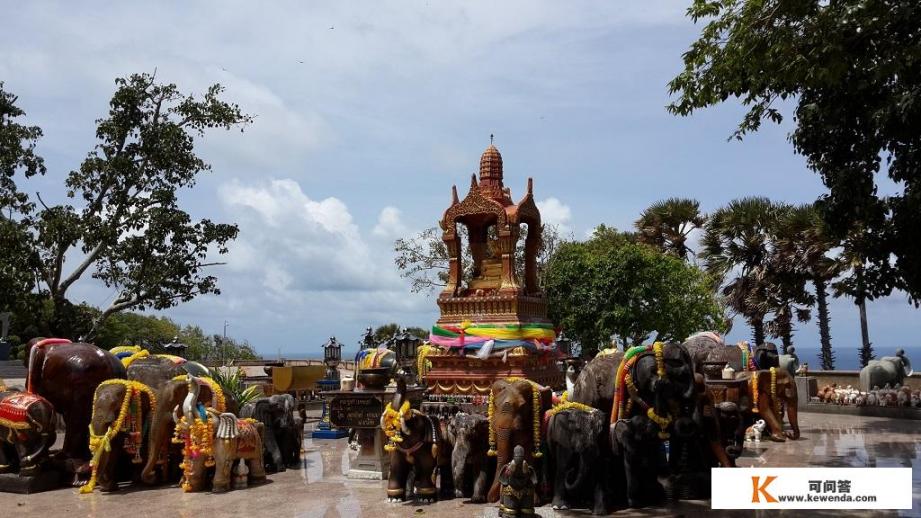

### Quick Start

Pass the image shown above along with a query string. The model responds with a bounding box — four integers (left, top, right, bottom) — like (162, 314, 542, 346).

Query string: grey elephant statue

(860, 349, 912, 391)
(446, 412, 491, 502)
(546, 406, 607, 515)
(241, 394, 302, 472)
(778, 346, 800, 378)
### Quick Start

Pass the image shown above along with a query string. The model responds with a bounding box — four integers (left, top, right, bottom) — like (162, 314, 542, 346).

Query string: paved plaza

(1, 411, 917, 518)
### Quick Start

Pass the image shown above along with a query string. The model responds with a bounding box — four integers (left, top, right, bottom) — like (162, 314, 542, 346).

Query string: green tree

(702, 198, 784, 345)
(635, 198, 706, 260)
(0, 83, 45, 318)
(772, 204, 841, 368)
(668, 0, 921, 355)
(544, 226, 725, 356)
(1, 74, 250, 339)
(93, 311, 180, 350)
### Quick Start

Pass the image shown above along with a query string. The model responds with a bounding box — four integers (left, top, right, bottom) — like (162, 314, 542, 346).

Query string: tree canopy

(668, 0, 921, 306)
(544, 226, 725, 356)
(0, 74, 250, 338)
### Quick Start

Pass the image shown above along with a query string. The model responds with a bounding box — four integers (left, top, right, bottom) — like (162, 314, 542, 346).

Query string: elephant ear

(251, 399, 272, 424)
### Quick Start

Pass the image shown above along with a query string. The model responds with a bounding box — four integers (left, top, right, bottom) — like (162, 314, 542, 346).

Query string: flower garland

(750, 371, 760, 413)
(82, 379, 157, 494)
(416, 343, 442, 380)
(170, 376, 219, 492)
(770, 367, 780, 416)
(611, 343, 671, 439)
(381, 400, 411, 452)
(544, 400, 596, 420)
(486, 377, 544, 458)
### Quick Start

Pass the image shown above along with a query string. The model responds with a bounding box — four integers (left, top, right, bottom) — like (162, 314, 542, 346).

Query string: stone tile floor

(0, 412, 917, 517)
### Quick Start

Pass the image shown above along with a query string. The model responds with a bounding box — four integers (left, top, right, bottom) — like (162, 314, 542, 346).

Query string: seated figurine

(498, 445, 537, 517)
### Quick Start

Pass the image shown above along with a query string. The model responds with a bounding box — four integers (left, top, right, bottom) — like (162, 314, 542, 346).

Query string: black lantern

(322, 336, 342, 380)
(162, 336, 189, 357)
(390, 328, 422, 374)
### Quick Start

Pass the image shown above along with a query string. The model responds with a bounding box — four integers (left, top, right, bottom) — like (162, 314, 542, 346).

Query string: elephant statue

(173, 375, 266, 492)
(701, 341, 779, 379)
(860, 349, 912, 391)
(445, 412, 491, 502)
(736, 368, 800, 441)
(82, 380, 157, 492)
(546, 406, 607, 514)
(25, 337, 126, 481)
(381, 378, 442, 502)
(612, 415, 664, 508)
(682, 331, 725, 368)
(140, 376, 224, 485)
(486, 378, 552, 503)
(778, 346, 800, 378)
(0, 390, 56, 476)
(241, 394, 302, 472)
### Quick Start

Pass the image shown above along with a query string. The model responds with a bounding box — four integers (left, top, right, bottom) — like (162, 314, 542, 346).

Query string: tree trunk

(857, 298, 874, 368)
(814, 278, 834, 370)
(751, 318, 765, 346)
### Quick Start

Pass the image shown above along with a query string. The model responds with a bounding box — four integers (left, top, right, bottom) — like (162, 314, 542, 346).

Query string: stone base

(795, 376, 818, 407)
(425, 353, 563, 396)
(0, 470, 63, 494)
(802, 402, 921, 420)
(347, 469, 387, 480)
(312, 428, 349, 439)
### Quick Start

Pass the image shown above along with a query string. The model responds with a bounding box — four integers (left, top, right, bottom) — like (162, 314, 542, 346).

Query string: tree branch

(56, 242, 104, 295)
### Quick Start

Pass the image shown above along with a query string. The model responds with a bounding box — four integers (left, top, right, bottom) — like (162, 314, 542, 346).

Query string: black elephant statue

(25, 337, 126, 482)
(546, 405, 608, 514)
(860, 349, 912, 391)
(609, 342, 697, 507)
(486, 378, 552, 503)
(241, 394, 302, 472)
(0, 389, 56, 476)
(446, 411, 491, 502)
(381, 378, 442, 502)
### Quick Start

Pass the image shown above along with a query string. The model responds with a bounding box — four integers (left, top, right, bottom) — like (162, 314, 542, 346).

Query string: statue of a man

(498, 445, 538, 517)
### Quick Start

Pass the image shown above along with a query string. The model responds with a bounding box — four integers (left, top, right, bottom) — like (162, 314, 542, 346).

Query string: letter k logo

(751, 475, 778, 503)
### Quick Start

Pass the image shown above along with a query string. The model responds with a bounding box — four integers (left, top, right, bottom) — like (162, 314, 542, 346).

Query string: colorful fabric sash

(429, 321, 557, 351)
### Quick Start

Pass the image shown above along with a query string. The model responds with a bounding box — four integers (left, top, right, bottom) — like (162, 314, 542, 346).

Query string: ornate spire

(479, 138, 504, 200)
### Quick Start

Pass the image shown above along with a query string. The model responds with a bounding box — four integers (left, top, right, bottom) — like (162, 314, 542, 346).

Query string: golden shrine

(423, 141, 562, 400)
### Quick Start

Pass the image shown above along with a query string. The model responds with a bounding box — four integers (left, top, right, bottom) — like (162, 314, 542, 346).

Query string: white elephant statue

(859, 349, 912, 392)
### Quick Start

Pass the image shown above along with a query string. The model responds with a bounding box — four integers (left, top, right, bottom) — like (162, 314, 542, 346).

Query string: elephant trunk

(488, 426, 513, 503)
(563, 446, 591, 493)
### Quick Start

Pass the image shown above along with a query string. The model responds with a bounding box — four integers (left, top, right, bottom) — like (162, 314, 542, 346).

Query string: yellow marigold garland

(750, 371, 760, 413)
(171, 376, 218, 492)
(545, 401, 596, 420)
(381, 400, 410, 452)
(770, 367, 780, 416)
(81, 379, 157, 494)
(486, 377, 544, 458)
(416, 343, 442, 380)
(171, 375, 226, 413)
(653, 342, 666, 378)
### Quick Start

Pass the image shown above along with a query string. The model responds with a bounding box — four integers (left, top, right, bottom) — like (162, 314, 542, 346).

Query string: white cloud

(372, 206, 410, 239)
(537, 197, 573, 235)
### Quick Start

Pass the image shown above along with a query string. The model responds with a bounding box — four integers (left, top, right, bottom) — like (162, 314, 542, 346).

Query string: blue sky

(2, 1, 918, 361)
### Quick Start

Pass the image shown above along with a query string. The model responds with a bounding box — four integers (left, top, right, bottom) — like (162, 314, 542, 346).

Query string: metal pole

(223, 320, 229, 366)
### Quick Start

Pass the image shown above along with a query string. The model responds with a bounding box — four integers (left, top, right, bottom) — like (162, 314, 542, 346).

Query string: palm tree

(772, 205, 841, 368)
(834, 225, 877, 368)
(701, 197, 782, 345)
(635, 198, 706, 260)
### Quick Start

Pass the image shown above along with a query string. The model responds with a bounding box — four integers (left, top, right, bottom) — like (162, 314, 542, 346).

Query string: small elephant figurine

(0, 390, 56, 476)
(446, 412, 491, 502)
(745, 419, 767, 443)
(498, 445, 538, 518)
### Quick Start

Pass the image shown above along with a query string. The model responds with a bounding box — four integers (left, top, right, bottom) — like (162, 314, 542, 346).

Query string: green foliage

(372, 323, 428, 344)
(544, 227, 725, 356)
(94, 311, 180, 350)
(180, 326, 259, 363)
(635, 198, 706, 260)
(210, 367, 261, 409)
(668, 0, 921, 305)
(0, 74, 250, 339)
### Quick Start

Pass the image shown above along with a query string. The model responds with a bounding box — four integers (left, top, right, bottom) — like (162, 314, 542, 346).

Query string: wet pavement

(1, 412, 918, 517)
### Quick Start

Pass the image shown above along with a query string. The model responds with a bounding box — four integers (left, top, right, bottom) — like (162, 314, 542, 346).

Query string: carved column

(442, 225, 463, 296)
(498, 224, 520, 291)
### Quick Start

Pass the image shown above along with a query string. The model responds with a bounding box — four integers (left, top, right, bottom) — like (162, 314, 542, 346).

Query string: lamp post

(322, 336, 342, 381)
(556, 331, 572, 359)
(390, 328, 422, 384)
